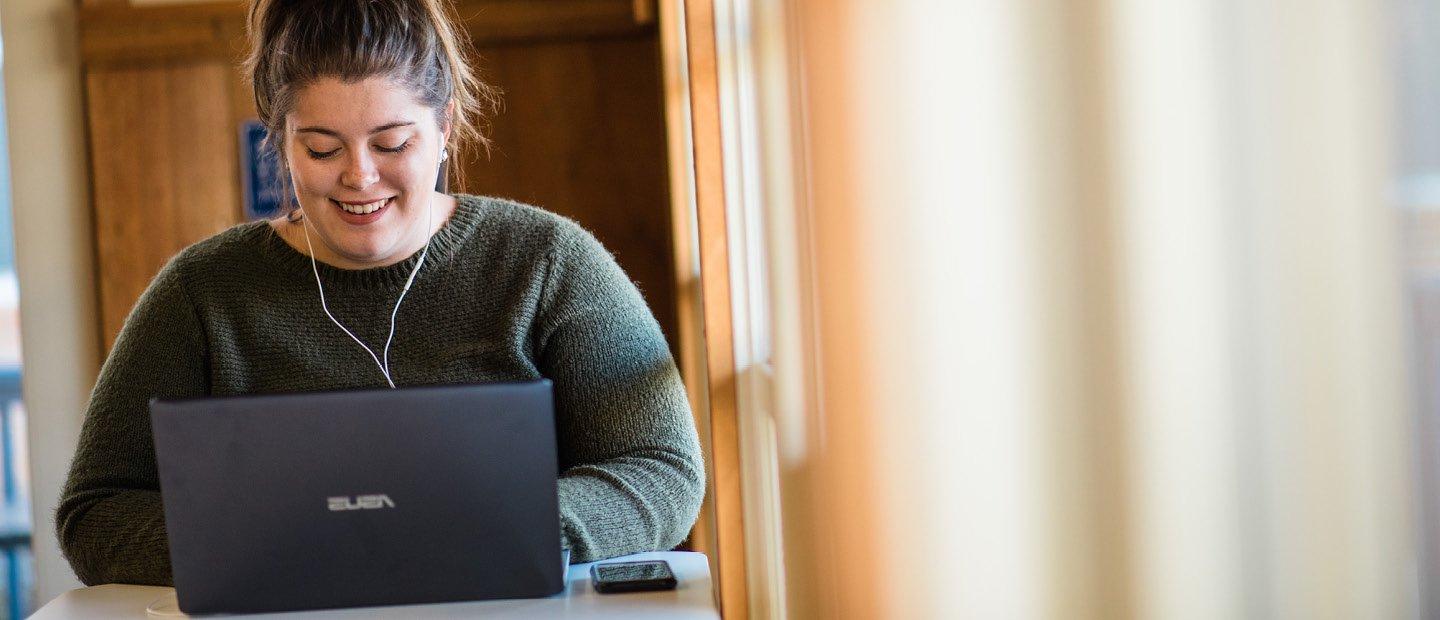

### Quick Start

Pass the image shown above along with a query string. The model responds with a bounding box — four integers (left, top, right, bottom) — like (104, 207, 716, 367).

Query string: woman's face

(284, 76, 448, 269)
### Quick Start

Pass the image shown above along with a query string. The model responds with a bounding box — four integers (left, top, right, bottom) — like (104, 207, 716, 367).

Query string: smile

(329, 197, 393, 215)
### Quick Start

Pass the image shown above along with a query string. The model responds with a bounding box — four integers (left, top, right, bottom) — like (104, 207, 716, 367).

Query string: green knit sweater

(55, 194, 705, 586)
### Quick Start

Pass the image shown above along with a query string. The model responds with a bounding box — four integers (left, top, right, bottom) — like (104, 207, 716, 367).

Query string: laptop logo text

(327, 494, 395, 511)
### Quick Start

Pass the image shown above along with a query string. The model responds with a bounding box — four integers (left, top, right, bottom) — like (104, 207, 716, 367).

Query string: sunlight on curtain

(740, 0, 1420, 618)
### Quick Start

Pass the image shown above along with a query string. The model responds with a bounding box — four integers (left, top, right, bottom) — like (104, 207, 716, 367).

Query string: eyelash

(306, 141, 412, 160)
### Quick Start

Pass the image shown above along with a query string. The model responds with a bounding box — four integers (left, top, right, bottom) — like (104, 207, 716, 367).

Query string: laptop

(149, 380, 566, 615)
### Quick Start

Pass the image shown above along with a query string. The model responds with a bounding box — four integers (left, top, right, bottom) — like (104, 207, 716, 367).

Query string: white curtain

(739, 0, 1420, 618)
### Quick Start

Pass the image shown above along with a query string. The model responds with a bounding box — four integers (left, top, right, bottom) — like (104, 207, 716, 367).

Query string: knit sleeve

(55, 256, 209, 586)
(534, 222, 705, 563)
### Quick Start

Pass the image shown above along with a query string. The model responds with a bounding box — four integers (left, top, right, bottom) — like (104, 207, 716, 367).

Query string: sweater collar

(255, 194, 487, 290)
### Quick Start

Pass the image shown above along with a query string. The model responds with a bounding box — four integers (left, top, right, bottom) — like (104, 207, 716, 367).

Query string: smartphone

(590, 560, 678, 594)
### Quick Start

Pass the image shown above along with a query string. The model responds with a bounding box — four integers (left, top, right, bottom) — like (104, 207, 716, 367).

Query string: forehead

(287, 76, 433, 133)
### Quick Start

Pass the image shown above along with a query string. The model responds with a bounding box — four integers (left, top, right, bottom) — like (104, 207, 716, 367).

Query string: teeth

(336, 198, 388, 214)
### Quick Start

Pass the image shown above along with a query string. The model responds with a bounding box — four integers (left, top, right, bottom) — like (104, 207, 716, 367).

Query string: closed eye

(306, 148, 340, 160)
(376, 141, 412, 154)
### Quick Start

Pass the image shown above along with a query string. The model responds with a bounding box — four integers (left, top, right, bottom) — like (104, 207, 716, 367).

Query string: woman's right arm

(55, 258, 209, 586)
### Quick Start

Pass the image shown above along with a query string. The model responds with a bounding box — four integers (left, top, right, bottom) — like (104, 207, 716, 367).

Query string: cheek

(386, 157, 432, 190)
(287, 158, 334, 194)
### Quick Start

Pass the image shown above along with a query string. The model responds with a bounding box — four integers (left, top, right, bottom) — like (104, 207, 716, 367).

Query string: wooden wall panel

(78, 0, 654, 66)
(462, 36, 678, 352)
(86, 61, 240, 348)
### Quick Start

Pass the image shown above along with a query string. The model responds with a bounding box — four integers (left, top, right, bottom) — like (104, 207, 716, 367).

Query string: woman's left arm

(534, 222, 705, 563)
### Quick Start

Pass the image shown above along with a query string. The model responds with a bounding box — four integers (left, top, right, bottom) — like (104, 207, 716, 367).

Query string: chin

(339, 243, 400, 265)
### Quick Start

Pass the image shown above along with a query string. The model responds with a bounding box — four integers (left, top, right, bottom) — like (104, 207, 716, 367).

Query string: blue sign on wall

(240, 120, 291, 221)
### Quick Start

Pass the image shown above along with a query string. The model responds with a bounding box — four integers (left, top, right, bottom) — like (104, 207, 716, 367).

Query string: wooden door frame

(674, 0, 748, 617)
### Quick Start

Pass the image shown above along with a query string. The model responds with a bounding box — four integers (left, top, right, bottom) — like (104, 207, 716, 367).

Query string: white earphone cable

(299, 193, 435, 389)
(382, 195, 432, 377)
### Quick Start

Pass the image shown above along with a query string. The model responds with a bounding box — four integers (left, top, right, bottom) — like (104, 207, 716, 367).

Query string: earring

(439, 148, 449, 163)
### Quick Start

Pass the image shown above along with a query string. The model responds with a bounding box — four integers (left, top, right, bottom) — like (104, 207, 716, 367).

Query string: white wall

(0, 0, 100, 604)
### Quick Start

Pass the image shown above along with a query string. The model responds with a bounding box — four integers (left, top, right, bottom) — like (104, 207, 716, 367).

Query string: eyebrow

(294, 121, 415, 137)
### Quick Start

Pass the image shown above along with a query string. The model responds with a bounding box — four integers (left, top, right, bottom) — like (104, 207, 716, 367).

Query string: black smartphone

(590, 560, 678, 594)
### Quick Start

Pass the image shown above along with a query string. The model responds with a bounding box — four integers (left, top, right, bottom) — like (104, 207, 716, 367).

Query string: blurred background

(1, 0, 1440, 618)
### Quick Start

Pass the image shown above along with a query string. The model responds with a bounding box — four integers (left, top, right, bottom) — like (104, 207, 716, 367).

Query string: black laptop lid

(150, 381, 562, 615)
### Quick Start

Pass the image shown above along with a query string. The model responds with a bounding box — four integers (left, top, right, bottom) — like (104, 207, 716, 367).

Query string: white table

(31, 551, 717, 619)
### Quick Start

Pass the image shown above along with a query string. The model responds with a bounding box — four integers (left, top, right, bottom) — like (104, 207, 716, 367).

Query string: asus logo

(327, 494, 395, 511)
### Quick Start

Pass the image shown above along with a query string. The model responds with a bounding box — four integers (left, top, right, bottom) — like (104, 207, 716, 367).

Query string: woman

(55, 0, 703, 586)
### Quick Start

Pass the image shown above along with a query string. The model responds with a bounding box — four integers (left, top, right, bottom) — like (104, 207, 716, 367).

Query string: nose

(340, 150, 379, 190)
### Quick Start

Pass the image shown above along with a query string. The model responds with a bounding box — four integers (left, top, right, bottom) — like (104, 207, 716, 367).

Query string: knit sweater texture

(55, 194, 705, 586)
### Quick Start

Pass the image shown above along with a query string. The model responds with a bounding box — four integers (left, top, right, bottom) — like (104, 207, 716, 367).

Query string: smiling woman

(52, 0, 703, 589)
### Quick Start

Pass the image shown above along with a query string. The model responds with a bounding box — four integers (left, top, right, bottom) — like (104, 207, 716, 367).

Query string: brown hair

(243, 0, 499, 186)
